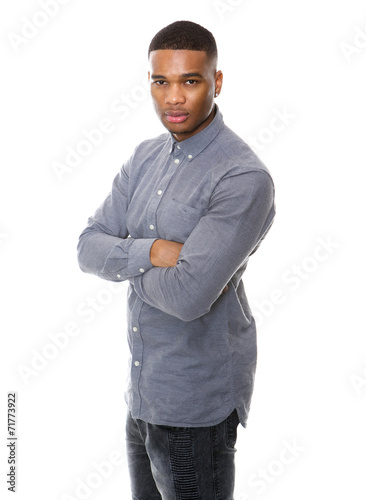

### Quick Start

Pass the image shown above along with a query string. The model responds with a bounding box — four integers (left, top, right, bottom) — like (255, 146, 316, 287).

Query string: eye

(153, 80, 166, 86)
(185, 79, 198, 85)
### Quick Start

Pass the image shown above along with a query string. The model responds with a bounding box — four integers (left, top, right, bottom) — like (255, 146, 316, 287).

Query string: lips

(165, 111, 189, 124)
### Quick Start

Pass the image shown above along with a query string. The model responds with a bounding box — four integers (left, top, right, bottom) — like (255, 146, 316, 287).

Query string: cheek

(204, 84, 215, 101)
(191, 91, 214, 114)
(195, 84, 213, 102)
(151, 92, 164, 112)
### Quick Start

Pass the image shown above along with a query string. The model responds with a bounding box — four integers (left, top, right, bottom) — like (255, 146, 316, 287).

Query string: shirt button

(134, 361, 140, 367)
(149, 224, 155, 230)
(133, 327, 138, 332)
(177, 145, 181, 149)
(174, 159, 180, 164)
(139, 268, 145, 273)
(117, 274, 121, 278)
(188, 155, 193, 159)
(157, 190, 163, 195)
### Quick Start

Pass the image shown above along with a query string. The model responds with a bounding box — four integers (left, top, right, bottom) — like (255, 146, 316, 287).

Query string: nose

(165, 84, 185, 105)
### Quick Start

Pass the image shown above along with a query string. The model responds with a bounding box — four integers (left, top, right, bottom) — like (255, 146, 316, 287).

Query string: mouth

(164, 111, 189, 124)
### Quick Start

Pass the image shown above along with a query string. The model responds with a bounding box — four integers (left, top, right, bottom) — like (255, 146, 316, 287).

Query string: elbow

(76, 233, 95, 275)
(77, 255, 88, 274)
(173, 300, 211, 322)
(168, 279, 216, 322)
(76, 238, 87, 272)
(77, 250, 90, 275)
(177, 312, 205, 322)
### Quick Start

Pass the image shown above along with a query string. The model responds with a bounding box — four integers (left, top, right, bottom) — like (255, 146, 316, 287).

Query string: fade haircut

(148, 21, 218, 65)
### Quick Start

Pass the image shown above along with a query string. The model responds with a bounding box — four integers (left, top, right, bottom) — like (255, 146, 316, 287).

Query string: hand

(150, 240, 229, 295)
(150, 239, 184, 268)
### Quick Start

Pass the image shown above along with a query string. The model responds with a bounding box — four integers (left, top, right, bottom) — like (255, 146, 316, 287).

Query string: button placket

(146, 197, 158, 235)
(145, 154, 181, 235)
(129, 300, 144, 416)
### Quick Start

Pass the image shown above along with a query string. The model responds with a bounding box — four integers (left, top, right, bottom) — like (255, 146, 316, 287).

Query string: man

(77, 20, 275, 500)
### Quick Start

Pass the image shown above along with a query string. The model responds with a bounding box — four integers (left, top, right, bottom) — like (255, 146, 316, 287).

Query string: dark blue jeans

(126, 409, 240, 500)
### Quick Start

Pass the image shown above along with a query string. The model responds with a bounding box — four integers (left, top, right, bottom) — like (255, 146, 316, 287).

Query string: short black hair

(148, 21, 218, 63)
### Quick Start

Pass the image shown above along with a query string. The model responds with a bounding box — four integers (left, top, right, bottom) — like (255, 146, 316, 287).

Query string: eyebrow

(182, 72, 204, 78)
(151, 72, 204, 80)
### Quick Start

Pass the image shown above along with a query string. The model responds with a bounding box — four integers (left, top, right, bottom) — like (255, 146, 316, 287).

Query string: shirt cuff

(128, 238, 157, 276)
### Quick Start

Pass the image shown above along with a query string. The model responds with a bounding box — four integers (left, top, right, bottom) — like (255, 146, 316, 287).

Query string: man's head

(148, 20, 218, 66)
(148, 21, 223, 142)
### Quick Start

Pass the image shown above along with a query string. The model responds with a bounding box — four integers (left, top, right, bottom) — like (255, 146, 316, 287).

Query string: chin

(162, 121, 190, 135)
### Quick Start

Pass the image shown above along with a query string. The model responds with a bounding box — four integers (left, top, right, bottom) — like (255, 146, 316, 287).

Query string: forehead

(149, 50, 214, 77)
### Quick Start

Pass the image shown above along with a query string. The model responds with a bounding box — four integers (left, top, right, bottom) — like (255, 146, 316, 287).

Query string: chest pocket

(157, 199, 205, 243)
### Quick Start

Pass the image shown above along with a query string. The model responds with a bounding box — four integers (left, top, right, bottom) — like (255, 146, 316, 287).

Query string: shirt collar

(168, 105, 224, 160)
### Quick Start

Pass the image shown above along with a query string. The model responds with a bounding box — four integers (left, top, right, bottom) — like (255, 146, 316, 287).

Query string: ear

(214, 70, 223, 97)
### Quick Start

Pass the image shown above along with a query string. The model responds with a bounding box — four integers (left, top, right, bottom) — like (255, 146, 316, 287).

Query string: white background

(1, 0, 365, 498)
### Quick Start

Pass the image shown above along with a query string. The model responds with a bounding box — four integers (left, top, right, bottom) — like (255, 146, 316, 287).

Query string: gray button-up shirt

(77, 107, 275, 428)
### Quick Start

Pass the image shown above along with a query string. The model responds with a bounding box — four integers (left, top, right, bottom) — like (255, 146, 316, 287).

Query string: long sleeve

(77, 108, 277, 428)
(77, 161, 157, 281)
(132, 168, 275, 321)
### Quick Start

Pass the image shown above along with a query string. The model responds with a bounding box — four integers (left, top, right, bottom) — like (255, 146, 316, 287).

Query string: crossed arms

(77, 164, 275, 322)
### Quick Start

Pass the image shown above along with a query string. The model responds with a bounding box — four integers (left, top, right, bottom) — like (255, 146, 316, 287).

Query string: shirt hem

(126, 407, 247, 428)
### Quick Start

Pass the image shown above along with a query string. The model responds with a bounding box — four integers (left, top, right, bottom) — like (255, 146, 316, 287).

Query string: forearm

(132, 170, 275, 321)
(132, 263, 225, 321)
(77, 223, 156, 281)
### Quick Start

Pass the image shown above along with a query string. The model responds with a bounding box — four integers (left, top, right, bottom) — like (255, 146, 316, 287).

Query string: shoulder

(133, 132, 169, 159)
(216, 124, 272, 180)
(122, 132, 169, 177)
(208, 125, 275, 216)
